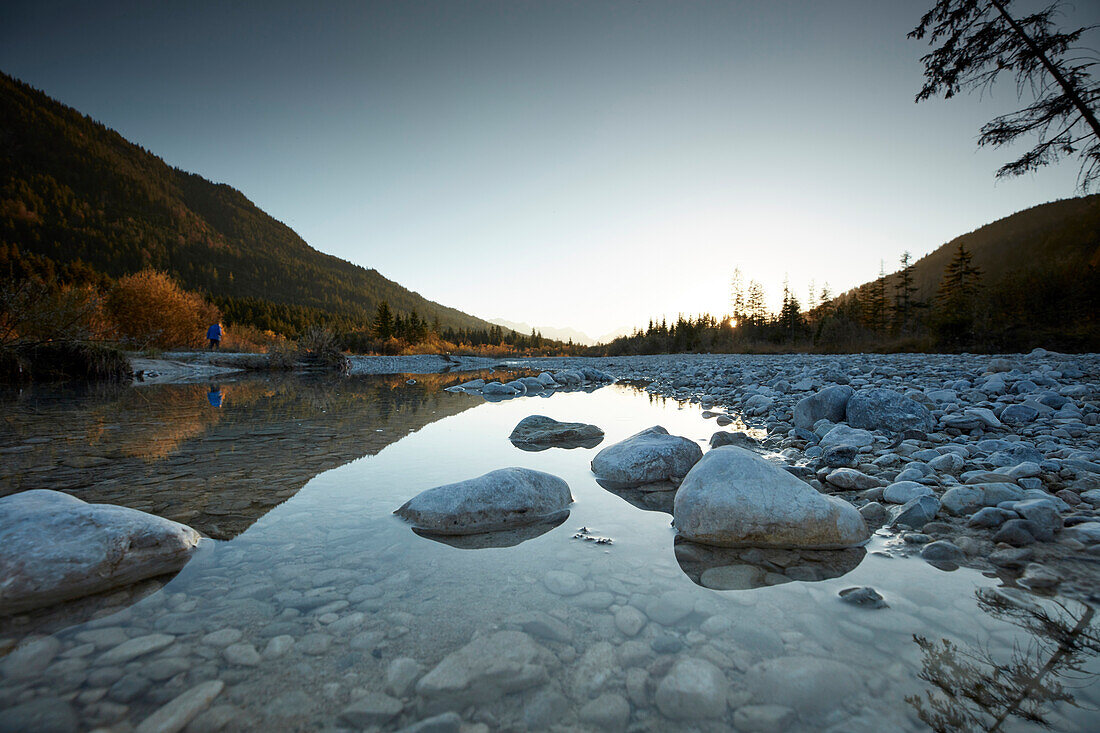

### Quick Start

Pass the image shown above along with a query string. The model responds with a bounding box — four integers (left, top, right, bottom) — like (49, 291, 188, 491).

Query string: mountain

(0, 71, 500, 335)
(489, 318, 596, 346)
(841, 195, 1100, 303)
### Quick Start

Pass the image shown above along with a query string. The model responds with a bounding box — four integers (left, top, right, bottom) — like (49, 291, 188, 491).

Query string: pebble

(133, 680, 224, 733)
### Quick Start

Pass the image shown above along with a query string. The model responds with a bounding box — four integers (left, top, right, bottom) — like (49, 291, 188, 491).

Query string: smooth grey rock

(928, 453, 965, 474)
(883, 481, 934, 505)
(416, 631, 546, 707)
(745, 656, 863, 714)
(655, 658, 727, 720)
(133, 680, 224, 733)
(1001, 404, 1039, 425)
(820, 445, 859, 468)
(579, 693, 630, 732)
(859, 501, 888, 526)
(395, 713, 463, 733)
(100, 634, 175, 665)
(644, 590, 696, 626)
(710, 431, 760, 450)
(920, 540, 963, 563)
(591, 426, 702, 486)
(968, 507, 1017, 528)
(0, 490, 201, 614)
(0, 697, 78, 733)
(825, 468, 882, 490)
(508, 415, 603, 446)
(543, 570, 585, 596)
(846, 388, 933, 433)
(614, 606, 647, 636)
(733, 704, 796, 733)
(793, 386, 854, 429)
(838, 586, 887, 608)
(993, 520, 1037, 546)
(888, 496, 941, 529)
(395, 468, 571, 534)
(0, 635, 61, 679)
(818, 425, 874, 449)
(674, 447, 869, 549)
(339, 693, 403, 728)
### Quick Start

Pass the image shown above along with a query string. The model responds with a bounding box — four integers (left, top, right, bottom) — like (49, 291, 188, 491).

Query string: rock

(481, 382, 518, 396)
(993, 520, 1037, 546)
(0, 697, 78, 733)
(818, 425, 874, 449)
(543, 570, 585, 596)
(395, 712, 463, 733)
(572, 641, 617, 699)
(1013, 499, 1064, 537)
(536, 372, 559, 388)
(339, 693, 404, 728)
(734, 705, 796, 733)
(395, 468, 572, 535)
(134, 680, 224, 733)
(0, 635, 60, 679)
(263, 635, 294, 659)
(654, 658, 727, 720)
(590, 426, 702, 486)
(514, 611, 573, 643)
(792, 386, 854, 429)
(859, 501, 888, 526)
(223, 642, 261, 667)
(0, 490, 201, 614)
(710, 431, 760, 450)
(1001, 404, 1039, 425)
(675, 447, 869, 549)
(744, 656, 863, 715)
(100, 634, 175, 665)
(614, 606, 647, 636)
(1063, 521, 1100, 544)
(508, 415, 604, 448)
(838, 586, 887, 609)
(579, 693, 630, 732)
(820, 445, 859, 468)
(825, 468, 882, 490)
(385, 658, 423, 697)
(700, 564, 766, 590)
(416, 631, 546, 708)
(989, 547, 1034, 568)
(967, 507, 1017, 528)
(888, 496, 941, 529)
(883, 481, 934, 504)
(1019, 563, 1061, 590)
(846, 388, 933, 433)
(644, 590, 696, 626)
(928, 453, 965, 474)
(920, 540, 963, 563)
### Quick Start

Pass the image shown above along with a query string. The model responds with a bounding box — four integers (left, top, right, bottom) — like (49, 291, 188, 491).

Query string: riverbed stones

(416, 631, 547, 709)
(818, 424, 874, 449)
(543, 570, 585, 596)
(654, 658, 727, 720)
(134, 680, 224, 733)
(508, 415, 604, 447)
(339, 692, 404, 728)
(395, 468, 572, 534)
(846, 388, 934, 433)
(579, 693, 630, 732)
(883, 481, 934, 504)
(674, 446, 869, 549)
(745, 656, 863, 714)
(888, 495, 940, 529)
(590, 426, 702, 486)
(792, 385, 854, 429)
(0, 490, 202, 614)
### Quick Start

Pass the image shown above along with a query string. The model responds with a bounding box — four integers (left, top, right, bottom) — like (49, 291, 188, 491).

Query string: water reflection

(674, 538, 867, 590)
(907, 587, 1100, 732)
(412, 512, 570, 549)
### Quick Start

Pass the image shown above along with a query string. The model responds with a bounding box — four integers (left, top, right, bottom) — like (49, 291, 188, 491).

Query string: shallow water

(1, 374, 1098, 732)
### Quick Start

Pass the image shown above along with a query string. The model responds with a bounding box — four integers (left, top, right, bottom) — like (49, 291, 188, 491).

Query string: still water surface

(1, 373, 1097, 732)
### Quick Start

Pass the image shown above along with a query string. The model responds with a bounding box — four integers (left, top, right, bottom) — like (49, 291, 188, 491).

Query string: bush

(106, 270, 219, 349)
(0, 280, 108, 345)
(0, 342, 131, 383)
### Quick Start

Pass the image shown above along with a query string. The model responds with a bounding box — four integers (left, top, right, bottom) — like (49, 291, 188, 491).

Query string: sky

(2, 0, 1097, 340)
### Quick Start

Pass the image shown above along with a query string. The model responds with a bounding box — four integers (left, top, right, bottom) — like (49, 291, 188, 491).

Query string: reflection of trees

(907, 588, 1100, 732)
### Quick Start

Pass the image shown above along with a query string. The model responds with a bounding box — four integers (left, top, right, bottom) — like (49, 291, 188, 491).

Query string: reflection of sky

(3, 1, 1097, 337)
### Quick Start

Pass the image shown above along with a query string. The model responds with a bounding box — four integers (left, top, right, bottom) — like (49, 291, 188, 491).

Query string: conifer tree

(893, 251, 919, 333)
(934, 243, 984, 347)
(372, 300, 394, 339)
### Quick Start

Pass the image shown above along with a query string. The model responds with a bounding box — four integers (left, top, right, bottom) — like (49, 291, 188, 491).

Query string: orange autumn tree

(107, 269, 220, 348)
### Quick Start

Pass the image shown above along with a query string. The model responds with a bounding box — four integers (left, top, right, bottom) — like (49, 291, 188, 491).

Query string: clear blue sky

(2, 0, 1096, 339)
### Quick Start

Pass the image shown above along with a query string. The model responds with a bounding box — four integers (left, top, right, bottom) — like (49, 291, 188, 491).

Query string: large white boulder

(0, 490, 202, 615)
(395, 468, 572, 535)
(673, 447, 870, 549)
(590, 426, 702, 487)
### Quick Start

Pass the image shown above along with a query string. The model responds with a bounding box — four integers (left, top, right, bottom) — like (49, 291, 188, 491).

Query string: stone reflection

(674, 537, 866, 590)
(411, 511, 570, 550)
(907, 587, 1100, 732)
(595, 478, 678, 514)
(0, 372, 499, 539)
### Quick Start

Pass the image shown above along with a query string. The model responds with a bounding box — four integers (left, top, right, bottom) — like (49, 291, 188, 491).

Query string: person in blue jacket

(206, 323, 222, 350)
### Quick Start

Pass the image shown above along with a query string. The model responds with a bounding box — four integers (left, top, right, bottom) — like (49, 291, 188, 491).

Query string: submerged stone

(508, 415, 604, 449)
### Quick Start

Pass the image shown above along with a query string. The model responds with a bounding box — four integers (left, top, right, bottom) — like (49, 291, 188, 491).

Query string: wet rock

(733, 704, 796, 733)
(0, 697, 78, 733)
(920, 540, 964, 563)
(818, 425, 874, 449)
(968, 507, 1017, 528)
(700, 564, 765, 590)
(0, 635, 60, 679)
(223, 642, 261, 667)
(395, 468, 572, 535)
(614, 606, 647, 637)
(644, 590, 696, 626)
(710, 431, 760, 450)
(1019, 563, 1062, 590)
(846, 388, 933, 433)
(339, 692, 404, 728)
(825, 468, 882, 490)
(859, 501, 888, 526)
(674, 447, 869, 549)
(820, 445, 859, 468)
(655, 658, 727, 720)
(579, 693, 630, 732)
(0, 490, 201, 614)
(543, 570, 585, 596)
(416, 631, 547, 709)
(989, 547, 1035, 568)
(508, 415, 604, 449)
(590, 426, 702, 487)
(572, 641, 617, 699)
(133, 680, 224, 733)
(744, 656, 863, 714)
(792, 386, 854, 429)
(838, 586, 887, 609)
(386, 657, 423, 697)
(993, 520, 1037, 546)
(100, 634, 175, 665)
(263, 635, 294, 659)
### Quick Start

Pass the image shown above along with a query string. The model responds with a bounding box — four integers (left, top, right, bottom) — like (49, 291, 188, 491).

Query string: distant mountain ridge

(489, 318, 596, 346)
(844, 194, 1100, 303)
(0, 71, 501, 335)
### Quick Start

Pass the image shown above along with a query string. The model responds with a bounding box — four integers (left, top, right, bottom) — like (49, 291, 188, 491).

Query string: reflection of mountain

(0, 373, 494, 539)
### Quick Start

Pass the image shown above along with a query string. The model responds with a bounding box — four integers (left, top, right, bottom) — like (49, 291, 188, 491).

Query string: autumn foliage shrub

(107, 270, 219, 348)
